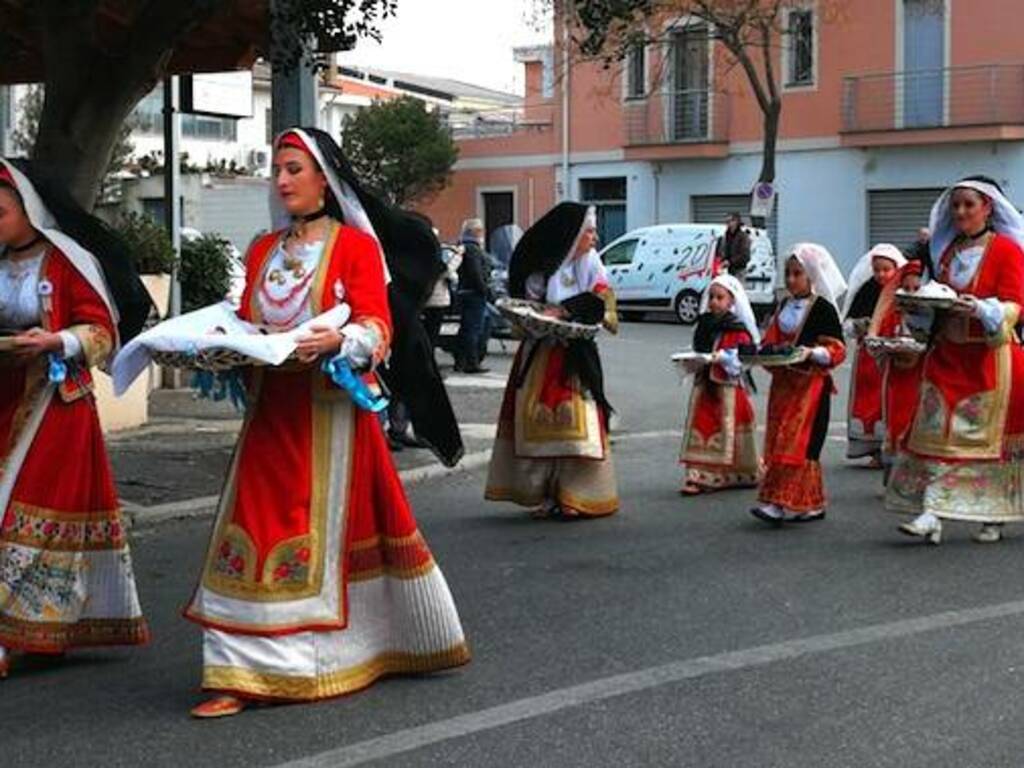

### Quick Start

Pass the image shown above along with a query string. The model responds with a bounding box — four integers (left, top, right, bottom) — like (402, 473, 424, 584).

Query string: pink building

(419, 1, 1024, 272)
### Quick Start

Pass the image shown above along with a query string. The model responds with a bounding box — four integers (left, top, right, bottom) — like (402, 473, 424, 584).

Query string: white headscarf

(0, 159, 119, 344)
(841, 243, 907, 319)
(269, 128, 390, 282)
(787, 242, 847, 308)
(527, 206, 606, 304)
(700, 273, 761, 344)
(928, 178, 1024, 262)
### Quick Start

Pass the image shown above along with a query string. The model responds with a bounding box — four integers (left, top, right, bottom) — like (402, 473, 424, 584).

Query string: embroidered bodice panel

(256, 239, 324, 329)
(944, 244, 985, 292)
(0, 252, 44, 329)
(777, 296, 810, 337)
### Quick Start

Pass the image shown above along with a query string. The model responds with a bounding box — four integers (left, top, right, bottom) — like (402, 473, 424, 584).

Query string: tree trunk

(30, 11, 163, 211)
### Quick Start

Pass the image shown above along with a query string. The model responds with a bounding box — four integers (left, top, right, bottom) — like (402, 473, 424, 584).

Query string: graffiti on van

(676, 241, 713, 281)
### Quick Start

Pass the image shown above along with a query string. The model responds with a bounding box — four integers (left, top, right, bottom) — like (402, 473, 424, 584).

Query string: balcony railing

(624, 88, 730, 146)
(842, 64, 1024, 133)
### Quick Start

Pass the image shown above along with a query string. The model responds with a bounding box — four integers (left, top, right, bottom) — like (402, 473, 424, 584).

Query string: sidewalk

(110, 353, 513, 528)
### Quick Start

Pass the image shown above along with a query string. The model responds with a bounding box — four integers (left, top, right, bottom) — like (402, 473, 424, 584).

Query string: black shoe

(785, 510, 826, 523)
(462, 365, 490, 374)
(749, 506, 784, 527)
(386, 435, 404, 452)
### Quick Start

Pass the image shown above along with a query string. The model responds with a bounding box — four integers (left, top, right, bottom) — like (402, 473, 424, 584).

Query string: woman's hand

(12, 328, 63, 359)
(294, 325, 343, 364)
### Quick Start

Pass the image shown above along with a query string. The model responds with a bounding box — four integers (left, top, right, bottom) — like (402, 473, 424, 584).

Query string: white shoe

(898, 512, 942, 544)
(750, 504, 784, 526)
(973, 524, 1003, 544)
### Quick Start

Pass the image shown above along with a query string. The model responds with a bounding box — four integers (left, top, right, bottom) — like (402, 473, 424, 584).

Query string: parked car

(599, 223, 777, 325)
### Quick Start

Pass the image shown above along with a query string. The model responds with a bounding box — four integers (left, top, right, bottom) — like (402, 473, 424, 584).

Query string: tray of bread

(495, 297, 601, 340)
(737, 343, 807, 367)
(863, 335, 926, 356)
(896, 282, 959, 311)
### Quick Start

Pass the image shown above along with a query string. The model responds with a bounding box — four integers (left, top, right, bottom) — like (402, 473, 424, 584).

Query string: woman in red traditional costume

(868, 259, 925, 481)
(0, 159, 152, 678)
(184, 128, 469, 718)
(485, 202, 619, 519)
(679, 274, 760, 494)
(750, 243, 847, 526)
(887, 176, 1024, 545)
(841, 244, 907, 466)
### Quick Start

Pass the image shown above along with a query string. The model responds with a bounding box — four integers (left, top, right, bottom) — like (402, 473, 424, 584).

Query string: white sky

(341, 0, 551, 94)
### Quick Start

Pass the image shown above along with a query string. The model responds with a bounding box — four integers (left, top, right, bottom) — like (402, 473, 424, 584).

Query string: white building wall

(571, 140, 1024, 275)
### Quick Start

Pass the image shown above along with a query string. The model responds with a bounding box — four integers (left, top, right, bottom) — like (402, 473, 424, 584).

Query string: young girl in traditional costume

(750, 243, 847, 526)
(485, 202, 619, 520)
(842, 244, 907, 466)
(183, 128, 469, 718)
(869, 259, 925, 480)
(0, 159, 152, 678)
(887, 176, 1024, 544)
(679, 274, 760, 495)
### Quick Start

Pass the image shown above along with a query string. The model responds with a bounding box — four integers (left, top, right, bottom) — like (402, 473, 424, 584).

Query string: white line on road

(274, 599, 1024, 768)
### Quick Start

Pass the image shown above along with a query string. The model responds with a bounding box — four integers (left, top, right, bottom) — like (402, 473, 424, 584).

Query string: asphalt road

(5, 319, 1024, 768)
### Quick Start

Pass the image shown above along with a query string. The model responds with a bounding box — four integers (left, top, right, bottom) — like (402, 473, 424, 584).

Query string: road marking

(274, 599, 1024, 768)
(443, 375, 508, 390)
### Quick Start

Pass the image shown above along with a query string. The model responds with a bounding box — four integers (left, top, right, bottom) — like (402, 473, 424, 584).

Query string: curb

(124, 449, 493, 530)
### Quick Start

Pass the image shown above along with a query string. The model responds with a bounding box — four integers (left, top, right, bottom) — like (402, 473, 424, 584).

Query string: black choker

(7, 235, 43, 254)
(295, 208, 327, 223)
(962, 225, 991, 240)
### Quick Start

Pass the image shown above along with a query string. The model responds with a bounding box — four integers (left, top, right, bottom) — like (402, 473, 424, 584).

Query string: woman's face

(950, 188, 992, 236)
(872, 256, 898, 285)
(273, 146, 328, 217)
(707, 283, 734, 316)
(0, 187, 32, 247)
(785, 256, 811, 296)
(575, 224, 598, 256)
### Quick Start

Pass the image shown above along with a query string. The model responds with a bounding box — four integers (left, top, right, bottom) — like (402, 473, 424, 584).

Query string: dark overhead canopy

(0, 0, 268, 85)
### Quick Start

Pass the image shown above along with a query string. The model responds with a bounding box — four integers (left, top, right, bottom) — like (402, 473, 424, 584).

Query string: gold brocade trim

(485, 486, 619, 517)
(68, 323, 113, 369)
(907, 343, 1011, 459)
(348, 560, 437, 583)
(680, 382, 737, 465)
(0, 615, 149, 652)
(520, 343, 589, 445)
(2, 361, 46, 466)
(202, 642, 472, 701)
(203, 377, 334, 602)
(6, 500, 120, 522)
(349, 531, 423, 552)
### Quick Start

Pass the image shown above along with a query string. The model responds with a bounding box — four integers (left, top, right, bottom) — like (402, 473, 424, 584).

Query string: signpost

(750, 181, 776, 220)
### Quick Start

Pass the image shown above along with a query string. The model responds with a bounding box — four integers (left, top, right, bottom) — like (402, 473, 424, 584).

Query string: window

(625, 44, 646, 99)
(786, 9, 815, 87)
(580, 177, 628, 245)
(602, 239, 639, 267)
(182, 113, 238, 141)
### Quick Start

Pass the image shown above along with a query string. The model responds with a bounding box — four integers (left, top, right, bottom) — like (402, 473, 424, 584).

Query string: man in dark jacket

(905, 227, 933, 278)
(716, 212, 751, 277)
(455, 218, 492, 373)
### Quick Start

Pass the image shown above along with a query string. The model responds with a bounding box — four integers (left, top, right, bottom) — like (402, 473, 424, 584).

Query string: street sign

(750, 182, 776, 219)
(180, 71, 254, 118)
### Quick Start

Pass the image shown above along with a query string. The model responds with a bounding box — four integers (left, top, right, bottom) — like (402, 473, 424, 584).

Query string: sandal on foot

(190, 695, 246, 719)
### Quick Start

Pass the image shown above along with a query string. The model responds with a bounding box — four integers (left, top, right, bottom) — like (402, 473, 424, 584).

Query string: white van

(599, 223, 776, 324)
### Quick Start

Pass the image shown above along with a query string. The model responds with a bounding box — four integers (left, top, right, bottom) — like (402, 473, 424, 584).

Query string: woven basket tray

(496, 298, 601, 340)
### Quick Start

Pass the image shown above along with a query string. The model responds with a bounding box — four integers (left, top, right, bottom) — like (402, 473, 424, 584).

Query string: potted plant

(116, 211, 177, 318)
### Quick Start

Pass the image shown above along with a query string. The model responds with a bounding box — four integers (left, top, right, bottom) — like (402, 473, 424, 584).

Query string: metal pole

(270, 0, 319, 137)
(163, 76, 182, 318)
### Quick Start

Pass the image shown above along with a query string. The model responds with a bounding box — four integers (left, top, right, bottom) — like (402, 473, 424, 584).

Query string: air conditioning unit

(248, 148, 269, 169)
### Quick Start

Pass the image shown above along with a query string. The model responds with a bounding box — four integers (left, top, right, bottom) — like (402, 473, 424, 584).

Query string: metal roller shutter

(867, 188, 943, 251)
(691, 193, 779, 246)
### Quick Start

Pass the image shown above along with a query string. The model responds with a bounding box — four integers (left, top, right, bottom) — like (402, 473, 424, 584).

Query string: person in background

(423, 241, 462, 351)
(455, 218, 492, 374)
(715, 212, 751, 278)
(905, 227, 933, 277)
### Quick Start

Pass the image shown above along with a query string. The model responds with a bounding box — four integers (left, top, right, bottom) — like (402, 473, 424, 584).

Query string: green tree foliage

(115, 212, 178, 275)
(341, 96, 459, 206)
(180, 234, 235, 312)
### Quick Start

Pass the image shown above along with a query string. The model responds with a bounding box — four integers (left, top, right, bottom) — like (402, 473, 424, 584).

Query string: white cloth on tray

(111, 301, 351, 395)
